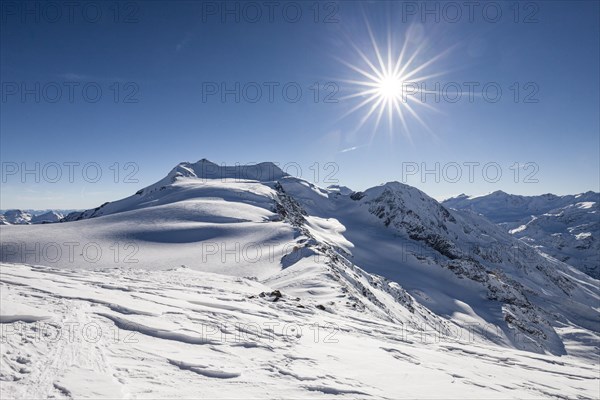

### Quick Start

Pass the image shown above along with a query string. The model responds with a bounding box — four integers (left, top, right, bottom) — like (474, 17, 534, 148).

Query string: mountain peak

(166, 159, 287, 182)
(376, 181, 414, 191)
(2, 209, 32, 225)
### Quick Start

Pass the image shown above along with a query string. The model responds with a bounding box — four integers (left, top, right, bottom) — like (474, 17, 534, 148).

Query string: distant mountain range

(443, 191, 599, 278)
(0, 210, 71, 225)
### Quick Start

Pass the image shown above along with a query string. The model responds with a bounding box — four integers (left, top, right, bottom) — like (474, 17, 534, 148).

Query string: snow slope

(278, 179, 600, 356)
(1, 159, 599, 398)
(1, 263, 598, 399)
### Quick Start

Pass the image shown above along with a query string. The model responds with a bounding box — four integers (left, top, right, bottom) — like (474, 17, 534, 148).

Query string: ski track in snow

(1, 263, 598, 399)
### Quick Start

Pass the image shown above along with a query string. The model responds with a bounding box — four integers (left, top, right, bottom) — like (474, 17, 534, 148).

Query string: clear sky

(1, 0, 599, 209)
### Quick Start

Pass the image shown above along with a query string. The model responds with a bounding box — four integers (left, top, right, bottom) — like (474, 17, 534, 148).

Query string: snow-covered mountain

(0, 210, 66, 225)
(1, 209, 32, 225)
(30, 210, 64, 224)
(1, 160, 598, 398)
(443, 191, 598, 223)
(444, 191, 599, 278)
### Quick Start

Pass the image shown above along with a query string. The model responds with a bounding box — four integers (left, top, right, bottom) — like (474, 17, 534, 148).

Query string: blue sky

(1, 0, 599, 209)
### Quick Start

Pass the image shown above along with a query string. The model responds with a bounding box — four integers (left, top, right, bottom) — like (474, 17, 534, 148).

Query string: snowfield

(1, 160, 599, 399)
(1, 263, 599, 399)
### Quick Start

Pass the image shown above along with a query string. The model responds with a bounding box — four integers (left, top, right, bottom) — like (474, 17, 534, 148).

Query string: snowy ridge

(277, 178, 599, 356)
(62, 160, 287, 222)
(1, 159, 599, 398)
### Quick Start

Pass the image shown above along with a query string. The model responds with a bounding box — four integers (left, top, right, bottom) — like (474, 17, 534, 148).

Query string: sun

(377, 74, 404, 101)
(337, 22, 450, 139)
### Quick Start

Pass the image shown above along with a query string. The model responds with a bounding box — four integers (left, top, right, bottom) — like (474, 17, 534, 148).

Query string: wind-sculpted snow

(1, 263, 598, 399)
(1, 159, 599, 398)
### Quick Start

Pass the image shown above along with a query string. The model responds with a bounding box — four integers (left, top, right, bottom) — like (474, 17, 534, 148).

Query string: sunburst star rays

(337, 21, 455, 142)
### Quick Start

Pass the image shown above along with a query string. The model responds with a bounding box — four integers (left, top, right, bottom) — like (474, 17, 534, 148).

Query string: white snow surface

(1, 263, 598, 399)
(1, 159, 599, 398)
